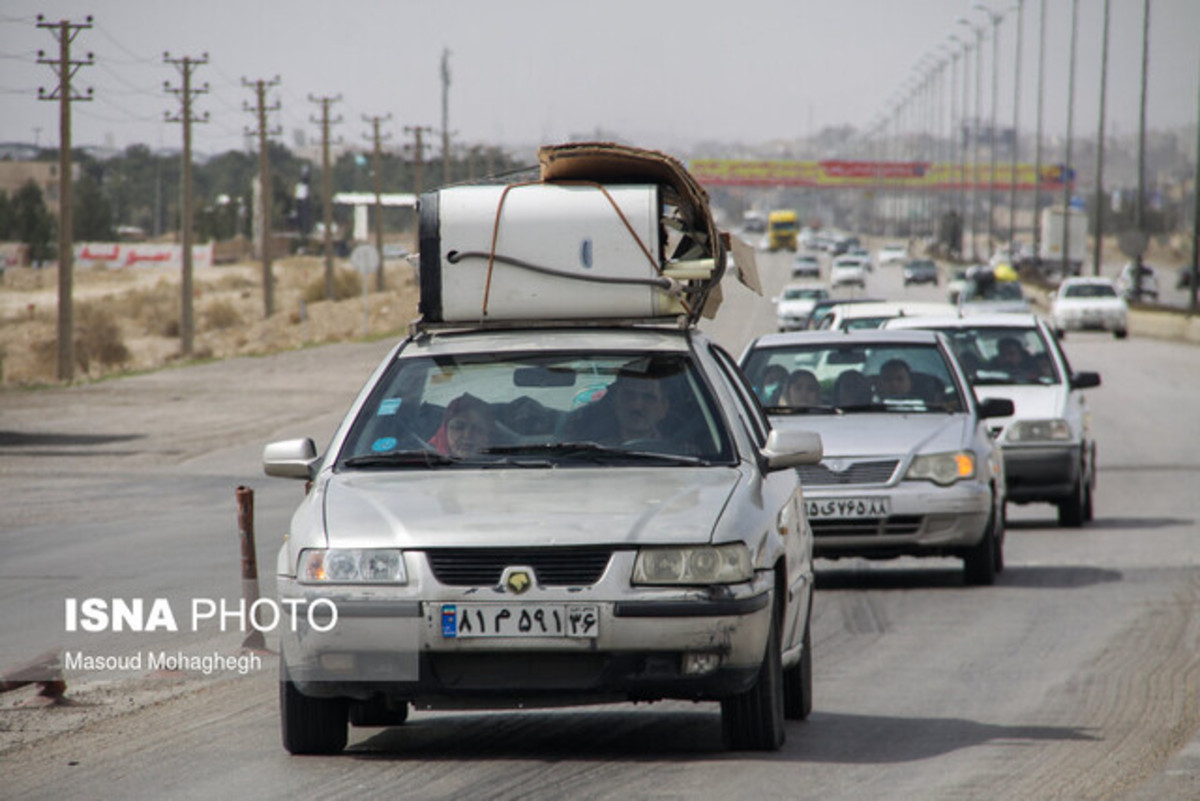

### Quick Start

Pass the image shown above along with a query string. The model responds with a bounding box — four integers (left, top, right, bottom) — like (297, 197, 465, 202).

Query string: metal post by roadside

(236, 486, 268, 652)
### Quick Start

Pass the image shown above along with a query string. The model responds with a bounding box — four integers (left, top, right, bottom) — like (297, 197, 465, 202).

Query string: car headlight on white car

(1005, 419, 1072, 443)
(299, 548, 408, 584)
(906, 451, 976, 486)
(632, 543, 753, 585)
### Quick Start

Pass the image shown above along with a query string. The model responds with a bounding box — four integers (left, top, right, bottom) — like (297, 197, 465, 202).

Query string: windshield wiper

(343, 450, 457, 468)
(833, 403, 891, 413)
(485, 442, 709, 466)
(764, 404, 843, 415)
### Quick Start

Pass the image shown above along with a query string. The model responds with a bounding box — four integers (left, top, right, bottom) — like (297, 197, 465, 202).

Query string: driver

(610, 375, 668, 442)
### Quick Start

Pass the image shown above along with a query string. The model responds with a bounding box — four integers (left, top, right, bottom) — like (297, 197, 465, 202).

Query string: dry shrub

(106, 279, 180, 337)
(213, 272, 257, 292)
(303, 268, 362, 303)
(74, 302, 130, 372)
(203, 298, 243, 330)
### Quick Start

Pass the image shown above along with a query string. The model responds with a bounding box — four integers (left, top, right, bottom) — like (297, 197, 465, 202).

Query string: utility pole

(309, 94, 342, 300)
(958, 17, 986, 261)
(243, 76, 281, 317)
(363, 114, 392, 292)
(1092, 0, 1111, 277)
(37, 15, 92, 382)
(441, 48, 452, 186)
(164, 52, 209, 358)
(976, 4, 1004, 256)
(405, 125, 434, 198)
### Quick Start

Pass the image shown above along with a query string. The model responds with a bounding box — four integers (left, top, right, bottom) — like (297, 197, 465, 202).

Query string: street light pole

(976, 4, 1005, 258)
(1008, 0, 1025, 256)
(1062, 0, 1079, 277)
(958, 18, 987, 261)
(1133, 0, 1151, 301)
(1092, 0, 1112, 277)
(1032, 0, 1047, 269)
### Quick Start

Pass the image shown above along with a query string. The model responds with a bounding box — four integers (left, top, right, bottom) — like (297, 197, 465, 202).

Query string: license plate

(807, 497, 891, 519)
(441, 603, 600, 639)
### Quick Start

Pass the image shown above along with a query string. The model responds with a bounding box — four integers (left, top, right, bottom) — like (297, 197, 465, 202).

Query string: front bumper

(1002, 443, 1081, 502)
(277, 553, 774, 705)
(808, 479, 992, 560)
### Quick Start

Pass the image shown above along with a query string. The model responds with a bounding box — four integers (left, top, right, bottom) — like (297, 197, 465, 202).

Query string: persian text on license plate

(807, 497, 891, 519)
(441, 603, 599, 639)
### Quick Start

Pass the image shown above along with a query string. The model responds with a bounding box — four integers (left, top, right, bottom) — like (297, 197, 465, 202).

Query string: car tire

(280, 664, 349, 755)
(1114, 328, 1128, 340)
(783, 619, 813, 721)
(963, 511, 997, 586)
(721, 599, 785, 751)
(993, 498, 1006, 574)
(349, 698, 409, 727)
(1056, 328, 1066, 340)
(1057, 475, 1087, 528)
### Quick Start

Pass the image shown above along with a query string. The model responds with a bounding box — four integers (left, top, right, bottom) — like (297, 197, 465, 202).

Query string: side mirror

(1071, 371, 1101, 390)
(263, 438, 319, 480)
(978, 397, 1015, 419)
(763, 428, 823, 471)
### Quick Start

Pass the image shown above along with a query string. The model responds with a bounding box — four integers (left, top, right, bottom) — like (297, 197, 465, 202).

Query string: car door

(706, 343, 811, 655)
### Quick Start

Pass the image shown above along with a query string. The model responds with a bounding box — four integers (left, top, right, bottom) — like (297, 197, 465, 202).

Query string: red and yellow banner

(689, 159, 1073, 192)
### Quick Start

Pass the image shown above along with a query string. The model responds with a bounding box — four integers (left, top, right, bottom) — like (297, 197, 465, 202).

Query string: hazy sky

(1, 0, 1197, 160)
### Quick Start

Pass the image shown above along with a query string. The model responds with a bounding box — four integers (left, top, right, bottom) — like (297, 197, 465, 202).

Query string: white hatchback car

(1050, 276, 1128, 339)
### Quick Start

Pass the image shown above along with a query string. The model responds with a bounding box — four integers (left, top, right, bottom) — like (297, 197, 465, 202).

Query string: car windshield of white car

(937, 328, 1060, 386)
(335, 351, 735, 469)
(743, 343, 965, 414)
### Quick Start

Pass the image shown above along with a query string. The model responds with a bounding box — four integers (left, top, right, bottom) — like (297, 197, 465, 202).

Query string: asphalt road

(2, 249, 1199, 799)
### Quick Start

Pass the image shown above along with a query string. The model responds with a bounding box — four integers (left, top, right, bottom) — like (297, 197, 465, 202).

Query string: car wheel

(349, 698, 409, 727)
(993, 498, 1006, 574)
(1114, 328, 1128, 340)
(280, 663, 349, 755)
(963, 511, 997, 586)
(721, 599, 785, 751)
(1056, 328, 1066, 340)
(783, 618, 813, 721)
(1057, 476, 1087, 528)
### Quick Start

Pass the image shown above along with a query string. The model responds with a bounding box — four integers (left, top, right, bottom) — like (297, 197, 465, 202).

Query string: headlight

(632, 544, 753, 585)
(299, 548, 408, 584)
(906, 451, 976, 486)
(1005, 419, 1072, 443)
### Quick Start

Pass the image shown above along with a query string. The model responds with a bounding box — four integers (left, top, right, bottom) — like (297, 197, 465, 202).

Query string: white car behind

(1051, 277, 1128, 339)
(831, 256, 869, 288)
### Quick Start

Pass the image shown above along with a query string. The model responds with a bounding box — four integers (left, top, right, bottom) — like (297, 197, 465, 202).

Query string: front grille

(425, 548, 615, 587)
(811, 516, 923, 537)
(797, 460, 899, 486)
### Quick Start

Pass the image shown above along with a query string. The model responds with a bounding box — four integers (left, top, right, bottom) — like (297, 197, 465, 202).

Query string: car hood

(972, 383, 1066, 424)
(772, 414, 968, 458)
(320, 466, 742, 548)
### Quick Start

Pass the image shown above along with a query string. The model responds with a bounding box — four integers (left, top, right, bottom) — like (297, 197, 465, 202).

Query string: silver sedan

(741, 329, 1013, 585)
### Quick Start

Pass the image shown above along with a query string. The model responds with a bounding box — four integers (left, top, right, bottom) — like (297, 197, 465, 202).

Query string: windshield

(929, 327, 1061, 386)
(783, 288, 826, 300)
(743, 342, 965, 414)
(337, 350, 734, 469)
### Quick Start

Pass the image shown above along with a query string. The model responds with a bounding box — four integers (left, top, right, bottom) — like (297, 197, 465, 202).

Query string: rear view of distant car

(902, 259, 939, 286)
(1051, 277, 1128, 339)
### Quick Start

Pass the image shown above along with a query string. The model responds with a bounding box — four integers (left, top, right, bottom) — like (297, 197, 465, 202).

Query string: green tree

(74, 173, 115, 241)
(0, 190, 13, 240)
(11, 181, 56, 263)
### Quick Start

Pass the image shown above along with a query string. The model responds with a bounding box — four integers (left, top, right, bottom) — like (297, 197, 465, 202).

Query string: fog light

(682, 652, 721, 676)
(318, 653, 356, 673)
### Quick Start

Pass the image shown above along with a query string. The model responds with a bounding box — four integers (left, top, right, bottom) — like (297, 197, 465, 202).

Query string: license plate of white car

(441, 603, 600, 639)
(807, 497, 891, 519)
